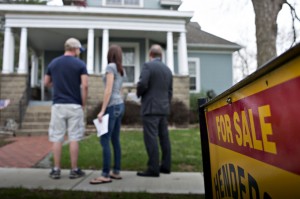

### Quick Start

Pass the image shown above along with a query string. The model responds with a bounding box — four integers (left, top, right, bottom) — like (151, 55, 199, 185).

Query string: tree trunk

(251, 0, 286, 68)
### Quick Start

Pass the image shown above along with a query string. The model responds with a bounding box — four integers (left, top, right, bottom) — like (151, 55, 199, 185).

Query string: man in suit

(136, 44, 173, 177)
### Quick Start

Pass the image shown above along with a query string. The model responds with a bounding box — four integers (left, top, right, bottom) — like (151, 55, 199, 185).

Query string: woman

(90, 44, 125, 184)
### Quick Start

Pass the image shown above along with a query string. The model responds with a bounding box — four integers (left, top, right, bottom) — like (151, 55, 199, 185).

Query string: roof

(186, 22, 241, 52)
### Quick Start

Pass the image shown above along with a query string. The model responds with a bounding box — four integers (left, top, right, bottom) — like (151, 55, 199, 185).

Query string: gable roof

(186, 22, 241, 52)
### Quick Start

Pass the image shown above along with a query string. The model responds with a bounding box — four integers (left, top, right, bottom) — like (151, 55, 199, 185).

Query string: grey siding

(144, 0, 161, 9)
(174, 52, 233, 95)
(198, 53, 233, 94)
(87, 0, 101, 7)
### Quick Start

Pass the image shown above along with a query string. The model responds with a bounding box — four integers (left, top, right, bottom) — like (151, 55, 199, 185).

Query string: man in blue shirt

(44, 37, 88, 179)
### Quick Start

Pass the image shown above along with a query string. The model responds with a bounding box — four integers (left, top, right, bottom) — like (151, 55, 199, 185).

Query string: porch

(0, 4, 192, 130)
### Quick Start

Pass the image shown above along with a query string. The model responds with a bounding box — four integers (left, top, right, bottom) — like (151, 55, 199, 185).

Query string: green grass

(0, 129, 204, 198)
(0, 188, 204, 199)
(60, 129, 203, 172)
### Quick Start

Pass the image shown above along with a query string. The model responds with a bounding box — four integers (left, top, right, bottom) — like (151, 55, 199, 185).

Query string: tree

(251, 0, 299, 67)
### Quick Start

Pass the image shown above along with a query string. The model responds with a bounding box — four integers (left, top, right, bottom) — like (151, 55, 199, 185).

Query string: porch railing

(18, 76, 31, 129)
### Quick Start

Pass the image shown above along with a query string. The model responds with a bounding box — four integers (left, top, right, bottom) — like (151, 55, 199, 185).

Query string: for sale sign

(199, 45, 300, 199)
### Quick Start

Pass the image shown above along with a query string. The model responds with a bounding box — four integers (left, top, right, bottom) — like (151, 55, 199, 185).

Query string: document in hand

(93, 114, 109, 137)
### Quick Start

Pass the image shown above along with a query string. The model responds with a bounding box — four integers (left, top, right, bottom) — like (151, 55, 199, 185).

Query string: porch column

(2, 27, 13, 73)
(87, 28, 94, 74)
(95, 37, 100, 74)
(30, 53, 38, 87)
(167, 31, 174, 74)
(9, 31, 15, 73)
(101, 29, 109, 74)
(177, 32, 188, 75)
(17, 27, 28, 74)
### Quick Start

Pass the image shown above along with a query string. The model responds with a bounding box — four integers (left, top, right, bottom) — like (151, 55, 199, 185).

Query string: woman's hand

(97, 111, 104, 123)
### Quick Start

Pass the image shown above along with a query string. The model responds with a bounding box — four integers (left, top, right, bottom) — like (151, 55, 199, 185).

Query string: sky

(48, 0, 300, 81)
(179, 0, 300, 50)
(179, 0, 300, 81)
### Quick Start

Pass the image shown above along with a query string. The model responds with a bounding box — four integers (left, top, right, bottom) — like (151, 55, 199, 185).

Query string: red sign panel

(206, 77, 300, 175)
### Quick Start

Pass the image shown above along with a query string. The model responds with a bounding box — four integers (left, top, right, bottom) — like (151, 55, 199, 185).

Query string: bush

(189, 92, 207, 124)
(88, 98, 206, 127)
(122, 101, 142, 126)
(86, 103, 101, 125)
(168, 100, 190, 127)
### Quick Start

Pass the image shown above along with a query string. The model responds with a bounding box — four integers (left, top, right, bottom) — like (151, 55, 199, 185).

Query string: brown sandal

(89, 177, 112, 184)
(110, 173, 122, 180)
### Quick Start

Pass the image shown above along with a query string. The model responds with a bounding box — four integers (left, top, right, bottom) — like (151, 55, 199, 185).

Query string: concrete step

(23, 117, 50, 122)
(26, 106, 51, 112)
(24, 112, 51, 117)
(21, 122, 49, 130)
(18, 103, 52, 135)
(16, 129, 49, 136)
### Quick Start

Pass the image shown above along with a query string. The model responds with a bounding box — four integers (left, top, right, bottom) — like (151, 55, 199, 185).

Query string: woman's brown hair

(107, 44, 124, 76)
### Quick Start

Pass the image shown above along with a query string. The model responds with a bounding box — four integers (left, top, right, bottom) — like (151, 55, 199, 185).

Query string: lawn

(0, 136, 13, 147)
(60, 128, 203, 172)
(0, 188, 204, 199)
(0, 129, 204, 199)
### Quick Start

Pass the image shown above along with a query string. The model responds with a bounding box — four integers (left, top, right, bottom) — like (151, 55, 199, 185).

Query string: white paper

(93, 114, 109, 137)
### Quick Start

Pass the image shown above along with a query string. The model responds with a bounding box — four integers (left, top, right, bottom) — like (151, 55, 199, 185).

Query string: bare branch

(285, 1, 300, 47)
(285, 1, 300, 21)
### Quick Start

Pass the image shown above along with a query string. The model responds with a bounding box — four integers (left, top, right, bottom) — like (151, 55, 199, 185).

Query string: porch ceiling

(26, 28, 169, 53)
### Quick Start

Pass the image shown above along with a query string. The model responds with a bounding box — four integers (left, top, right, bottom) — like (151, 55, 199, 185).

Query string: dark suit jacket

(137, 58, 173, 116)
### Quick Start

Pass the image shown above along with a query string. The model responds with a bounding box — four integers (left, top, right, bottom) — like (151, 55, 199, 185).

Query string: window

(123, 47, 135, 83)
(114, 43, 140, 85)
(188, 58, 200, 93)
(104, 0, 142, 7)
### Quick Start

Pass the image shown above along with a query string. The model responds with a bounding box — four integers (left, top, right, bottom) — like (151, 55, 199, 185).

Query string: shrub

(122, 101, 142, 126)
(88, 100, 192, 127)
(168, 100, 190, 127)
(189, 92, 207, 124)
(86, 103, 101, 125)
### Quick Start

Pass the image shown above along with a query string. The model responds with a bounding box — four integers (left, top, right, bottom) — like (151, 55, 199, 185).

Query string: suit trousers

(142, 115, 171, 174)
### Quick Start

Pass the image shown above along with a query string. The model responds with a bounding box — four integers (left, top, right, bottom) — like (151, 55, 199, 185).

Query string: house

(0, 0, 240, 132)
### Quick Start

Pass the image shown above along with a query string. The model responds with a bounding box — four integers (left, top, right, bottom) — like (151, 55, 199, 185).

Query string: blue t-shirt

(46, 55, 88, 105)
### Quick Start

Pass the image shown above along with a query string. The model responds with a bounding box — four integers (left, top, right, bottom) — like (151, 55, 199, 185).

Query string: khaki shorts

(49, 104, 85, 142)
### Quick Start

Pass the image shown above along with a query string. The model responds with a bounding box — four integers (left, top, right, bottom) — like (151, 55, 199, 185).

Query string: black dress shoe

(160, 167, 171, 174)
(137, 170, 159, 177)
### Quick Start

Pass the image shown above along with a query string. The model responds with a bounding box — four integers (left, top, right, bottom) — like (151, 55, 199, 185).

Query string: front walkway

(0, 135, 205, 195)
(0, 168, 205, 194)
(0, 135, 52, 168)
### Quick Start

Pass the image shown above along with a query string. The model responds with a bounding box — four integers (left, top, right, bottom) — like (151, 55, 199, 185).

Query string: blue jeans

(100, 103, 125, 177)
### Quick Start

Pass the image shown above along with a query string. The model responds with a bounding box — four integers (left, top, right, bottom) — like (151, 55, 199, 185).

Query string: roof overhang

(0, 4, 193, 20)
(0, 4, 193, 52)
(186, 43, 242, 53)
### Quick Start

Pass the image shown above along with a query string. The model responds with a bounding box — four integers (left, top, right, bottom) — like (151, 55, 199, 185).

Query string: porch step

(21, 122, 49, 130)
(18, 104, 51, 136)
(16, 129, 49, 136)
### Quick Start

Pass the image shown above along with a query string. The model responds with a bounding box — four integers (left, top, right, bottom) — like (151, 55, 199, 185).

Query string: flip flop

(89, 177, 112, 185)
(110, 174, 122, 180)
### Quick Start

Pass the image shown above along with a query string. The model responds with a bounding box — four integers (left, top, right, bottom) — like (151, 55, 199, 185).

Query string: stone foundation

(86, 74, 190, 108)
(172, 75, 190, 108)
(86, 74, 104, 123)
(0, 74, 28, 126)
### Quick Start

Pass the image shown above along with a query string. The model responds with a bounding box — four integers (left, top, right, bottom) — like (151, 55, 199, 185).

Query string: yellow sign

(204, 55, 300, 198)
